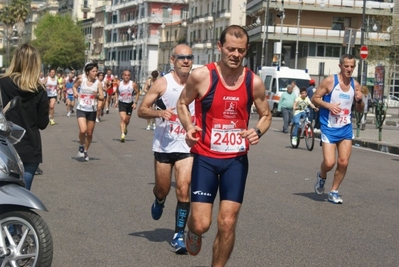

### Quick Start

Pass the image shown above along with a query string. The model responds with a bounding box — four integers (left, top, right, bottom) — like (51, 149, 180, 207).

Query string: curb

(313, 133, 399, 155)
(352, 139, 399, 155)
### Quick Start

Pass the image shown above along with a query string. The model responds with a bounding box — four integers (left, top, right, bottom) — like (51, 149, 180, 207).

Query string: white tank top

(320, 74, 354, 128)
(77, 78, 99, 112)
(46, 77, 58, 97)
(152, 73, 195, 153)
(118, 80, 134, 103)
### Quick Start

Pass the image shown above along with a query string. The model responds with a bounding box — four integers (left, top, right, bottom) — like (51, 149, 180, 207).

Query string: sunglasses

(173, 54, 194, 61)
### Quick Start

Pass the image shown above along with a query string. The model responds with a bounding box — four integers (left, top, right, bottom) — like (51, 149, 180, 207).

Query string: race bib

(120, 91, 132, 102)
(80, 94, 95, 106)
(329, 108, 350, 127)
(210, 118, 247, 153)
(166, 114, 195, 140)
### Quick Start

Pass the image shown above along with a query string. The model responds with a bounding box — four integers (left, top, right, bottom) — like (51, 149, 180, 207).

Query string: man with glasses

(177, 25, 272, 266)
(137, 44, 195, 254)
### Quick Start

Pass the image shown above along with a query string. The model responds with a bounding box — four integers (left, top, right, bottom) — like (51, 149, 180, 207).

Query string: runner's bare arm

(97, 81, 104, 101)
(353, 81, 364, 112)
(72, 77, 82, 98)
(239, 75, 272, 145)
(177, 68, 208, 146)
(137, 77, 172, 119)
(133, 82, 139, 104)
(311, 75, 342, 114)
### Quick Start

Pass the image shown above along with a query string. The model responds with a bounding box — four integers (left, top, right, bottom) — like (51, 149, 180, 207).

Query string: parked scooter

(0, 96, 53, 266)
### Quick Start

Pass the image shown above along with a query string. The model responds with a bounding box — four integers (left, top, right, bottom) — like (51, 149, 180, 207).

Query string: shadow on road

(129, 228, 174, 243)
(292, 192, 327, 202)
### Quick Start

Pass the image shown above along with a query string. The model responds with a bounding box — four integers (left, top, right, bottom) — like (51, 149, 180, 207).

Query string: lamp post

(261, 0, 270, 66)
(277, 1, 285, 67)
(294, 0, 303, 69)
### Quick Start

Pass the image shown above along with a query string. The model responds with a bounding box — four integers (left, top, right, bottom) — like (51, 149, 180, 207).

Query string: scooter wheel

(0, 208, 53, 267)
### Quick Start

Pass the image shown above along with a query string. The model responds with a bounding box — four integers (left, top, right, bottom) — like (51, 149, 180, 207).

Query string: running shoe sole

(185, 230, 202, 256)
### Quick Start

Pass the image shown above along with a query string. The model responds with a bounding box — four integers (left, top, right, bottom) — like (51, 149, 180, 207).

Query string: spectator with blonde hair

(0, 43, 49, 190)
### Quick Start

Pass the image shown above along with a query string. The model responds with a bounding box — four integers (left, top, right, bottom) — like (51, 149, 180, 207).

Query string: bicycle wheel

(304, 123, 315, 151)
(290, 124, 300, 148)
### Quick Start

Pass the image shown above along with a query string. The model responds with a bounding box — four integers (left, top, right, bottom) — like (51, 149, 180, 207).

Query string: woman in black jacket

(0, 43, 49, 190)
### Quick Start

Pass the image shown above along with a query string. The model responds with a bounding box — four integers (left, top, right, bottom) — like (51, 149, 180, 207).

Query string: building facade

(245, 0, 396, 96)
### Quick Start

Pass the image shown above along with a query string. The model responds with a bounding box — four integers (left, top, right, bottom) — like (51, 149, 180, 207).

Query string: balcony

(81, 5, 90, 12)
(246, 0, 393, 15)
(247, 24, 391, 46)
(130, 60, 139, 66)
(92, 22, 104, 28)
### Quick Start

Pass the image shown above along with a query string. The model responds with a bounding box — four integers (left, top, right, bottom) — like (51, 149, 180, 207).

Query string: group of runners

(41, 65, 142, 161)
(37, 24, 363, 267)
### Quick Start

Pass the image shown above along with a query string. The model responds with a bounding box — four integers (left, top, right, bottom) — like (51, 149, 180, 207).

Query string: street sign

(360, 46, 368, 60)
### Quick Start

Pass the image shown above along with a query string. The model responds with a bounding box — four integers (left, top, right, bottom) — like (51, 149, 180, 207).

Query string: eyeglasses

(173, 54, 194, 61)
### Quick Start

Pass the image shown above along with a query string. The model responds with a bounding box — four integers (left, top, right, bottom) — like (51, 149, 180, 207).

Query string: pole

(358, 0, 366, 85)
(212, 2, 216, 62)
(261, 0, 269, 66)
(278, 1, 284, 67)
(295, 0, 302, 69)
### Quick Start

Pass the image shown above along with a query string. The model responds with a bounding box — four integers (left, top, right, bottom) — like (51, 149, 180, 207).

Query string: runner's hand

(239, 128, 260, 145)
(185, 126, 202, 147)
(160, 108, 175, 120)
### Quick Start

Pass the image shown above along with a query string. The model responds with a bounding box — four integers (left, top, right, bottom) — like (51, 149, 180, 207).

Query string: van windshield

(278, 78, 310, 92)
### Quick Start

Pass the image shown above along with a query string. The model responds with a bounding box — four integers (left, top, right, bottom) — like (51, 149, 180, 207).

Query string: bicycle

(290, 108, 315, 151)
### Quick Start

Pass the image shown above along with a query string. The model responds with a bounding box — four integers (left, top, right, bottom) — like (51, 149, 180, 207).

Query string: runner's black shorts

(77, 109, 96, 122)
(154, 152, 192, 164)
(118, 101, 133, 115)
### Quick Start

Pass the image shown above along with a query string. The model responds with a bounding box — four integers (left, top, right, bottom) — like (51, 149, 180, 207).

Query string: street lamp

(294, 0, 303, 69)
(261, 0, 270, 67)
(277, 2, 285, 67)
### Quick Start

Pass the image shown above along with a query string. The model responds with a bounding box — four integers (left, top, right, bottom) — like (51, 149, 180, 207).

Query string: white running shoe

(314, 172, 326, 195)
(67, 112, 71, 117)
(328, 191, 343, 204)
(96, 118, 100, 123)
(146, 125, 151, 131)
(292, 137, 297, 146)
(151, 123, 156, 130)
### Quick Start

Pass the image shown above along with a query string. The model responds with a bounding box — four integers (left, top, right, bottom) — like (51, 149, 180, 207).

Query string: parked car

(384, 95, 399, 108)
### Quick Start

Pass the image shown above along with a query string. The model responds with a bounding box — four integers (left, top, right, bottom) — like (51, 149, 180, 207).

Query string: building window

(317, 44, 344, 57)
(83, 12, 87, 19)
(332, 17, 351, 31)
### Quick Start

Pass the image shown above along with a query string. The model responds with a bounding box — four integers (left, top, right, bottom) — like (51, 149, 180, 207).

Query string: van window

(278, 78, 309, 92)
(271, 78, 277, 94)
(264, 75, 272, 90)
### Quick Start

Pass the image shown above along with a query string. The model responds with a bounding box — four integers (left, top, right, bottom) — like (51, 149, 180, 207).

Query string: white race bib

(210, 119, 247, 153)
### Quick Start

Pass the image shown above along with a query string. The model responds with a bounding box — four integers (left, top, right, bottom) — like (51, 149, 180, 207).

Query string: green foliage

(32, 13, 86, 70)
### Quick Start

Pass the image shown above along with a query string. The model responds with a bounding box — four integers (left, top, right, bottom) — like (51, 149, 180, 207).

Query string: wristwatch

(254, 127, 263, 138)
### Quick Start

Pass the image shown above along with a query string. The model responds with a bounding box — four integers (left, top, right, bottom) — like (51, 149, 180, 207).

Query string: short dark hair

(300, 87, 307, 93)
(339, 54, 356, 65)
(151, 70, 159, 79)
(219, 25, 249, 46)
(84, 62, 98, 75)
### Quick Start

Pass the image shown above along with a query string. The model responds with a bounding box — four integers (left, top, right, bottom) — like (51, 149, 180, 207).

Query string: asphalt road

(32, 102, 399, 267)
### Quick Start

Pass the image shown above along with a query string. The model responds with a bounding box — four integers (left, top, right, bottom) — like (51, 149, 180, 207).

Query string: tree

(32, 13, 86, 70)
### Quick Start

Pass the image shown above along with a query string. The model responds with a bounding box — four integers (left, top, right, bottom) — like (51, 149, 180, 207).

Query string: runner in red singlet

(177, 25, 272, 266)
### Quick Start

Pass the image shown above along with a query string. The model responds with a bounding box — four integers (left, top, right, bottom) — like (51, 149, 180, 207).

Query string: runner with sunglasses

(138, 44, 195, 254)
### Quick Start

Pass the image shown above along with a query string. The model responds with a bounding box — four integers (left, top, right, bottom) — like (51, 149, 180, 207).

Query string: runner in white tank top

(72, 62, 104, 161)
(311, 54, 364, 204)
(137, 44, 195, 254)
(44, 69, 57, 125)
(115, 70, 139, 142)
(152, 73, 195, 153)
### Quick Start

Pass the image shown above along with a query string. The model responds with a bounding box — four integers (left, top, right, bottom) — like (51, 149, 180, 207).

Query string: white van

(259, 66, 310, 116)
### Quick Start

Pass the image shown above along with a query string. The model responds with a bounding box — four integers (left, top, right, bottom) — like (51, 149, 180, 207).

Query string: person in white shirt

(114, 70, 139, 142)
